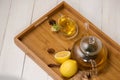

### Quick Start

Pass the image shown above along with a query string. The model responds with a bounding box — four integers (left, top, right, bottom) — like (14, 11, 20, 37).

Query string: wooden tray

(14, 1, 120, 80)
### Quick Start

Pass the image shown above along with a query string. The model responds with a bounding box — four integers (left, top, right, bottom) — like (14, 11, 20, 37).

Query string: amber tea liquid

(72, 43, 108, 72)
(58, 16, 78, 38)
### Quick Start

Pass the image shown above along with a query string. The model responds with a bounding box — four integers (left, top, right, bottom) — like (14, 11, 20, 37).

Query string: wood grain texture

(58, 0, 80, 11)
(0, 0, 120, 80)
(21, 0, 58, 80)
(79, 0, 102, 29)
(22, 56, 48, 80)
(102, 0, 120, 44)
(14, 2, 120, 80)
(0, 0, 11, 55)
(0, 0, 34, 78)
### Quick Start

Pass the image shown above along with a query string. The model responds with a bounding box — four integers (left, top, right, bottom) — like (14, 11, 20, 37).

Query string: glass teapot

(71, 23, 108, 73)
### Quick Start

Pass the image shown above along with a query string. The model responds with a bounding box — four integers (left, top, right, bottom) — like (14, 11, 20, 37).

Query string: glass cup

(58, 15, 78, 39)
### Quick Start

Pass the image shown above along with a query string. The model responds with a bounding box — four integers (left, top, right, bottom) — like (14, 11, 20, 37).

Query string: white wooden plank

(47, 76, 53, 80)
(22, 0, 57, 80)
(58, 0, 102, 28)
(58, 0, 80, 12)
(32, 0, 57, 22)
(21, 56, 48, 80)
(0, 0, 11, 55)
(102, 0, 120, 44)
(79, 0, 102, 29)
(0, 0, 34, 79)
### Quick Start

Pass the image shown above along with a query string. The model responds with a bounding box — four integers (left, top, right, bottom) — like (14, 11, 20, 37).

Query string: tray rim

(14, 1, 120, 80)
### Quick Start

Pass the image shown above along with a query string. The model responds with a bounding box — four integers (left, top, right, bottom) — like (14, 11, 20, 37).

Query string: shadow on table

(0, 75, 24, 80)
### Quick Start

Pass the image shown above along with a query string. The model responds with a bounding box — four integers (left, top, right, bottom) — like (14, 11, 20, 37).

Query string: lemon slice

(54, 51, 71, 64)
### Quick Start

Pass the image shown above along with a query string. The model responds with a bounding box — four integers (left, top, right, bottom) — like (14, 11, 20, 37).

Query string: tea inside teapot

(72, 35, 108, 72)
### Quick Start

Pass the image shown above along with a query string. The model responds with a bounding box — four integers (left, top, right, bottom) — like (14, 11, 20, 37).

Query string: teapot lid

(80, 36, 102, 56)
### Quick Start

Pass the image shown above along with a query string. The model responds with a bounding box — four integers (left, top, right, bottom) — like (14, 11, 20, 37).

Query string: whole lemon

(60, 59, 78, 78)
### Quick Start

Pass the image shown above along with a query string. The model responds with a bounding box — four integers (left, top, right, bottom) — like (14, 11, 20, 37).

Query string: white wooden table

(0, 0, 120, 80)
